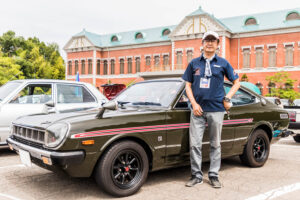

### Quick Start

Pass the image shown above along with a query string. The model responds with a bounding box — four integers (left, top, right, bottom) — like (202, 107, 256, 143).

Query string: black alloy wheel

(95, 140, 149, 197)
(252, 136, 267, 162)
(240, 129, 270, 167)
(111, 150, 142, 189)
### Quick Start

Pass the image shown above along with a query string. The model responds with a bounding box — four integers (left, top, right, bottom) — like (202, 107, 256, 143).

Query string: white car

(0, 79, 107, 147)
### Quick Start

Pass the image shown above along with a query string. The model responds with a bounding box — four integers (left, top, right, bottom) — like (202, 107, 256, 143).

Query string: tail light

(288, 111, 296, 122)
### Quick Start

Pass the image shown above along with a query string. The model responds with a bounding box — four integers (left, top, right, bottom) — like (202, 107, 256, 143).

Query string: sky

(0, 0, 300, 60)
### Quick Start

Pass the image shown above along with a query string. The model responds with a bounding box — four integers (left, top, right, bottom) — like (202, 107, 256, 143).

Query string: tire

(94, 140, 149, 197)
(239, 129, 270, 167)
(293, 135, 300, 143)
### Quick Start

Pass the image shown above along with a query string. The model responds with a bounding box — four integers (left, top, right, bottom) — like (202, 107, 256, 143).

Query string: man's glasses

(204, 39, 217, 43)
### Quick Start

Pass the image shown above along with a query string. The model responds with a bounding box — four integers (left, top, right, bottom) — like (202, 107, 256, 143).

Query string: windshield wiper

(131, 101, 162, 106)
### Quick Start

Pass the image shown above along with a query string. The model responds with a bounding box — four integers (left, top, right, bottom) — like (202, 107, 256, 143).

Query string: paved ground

(0, 136, 299, 200)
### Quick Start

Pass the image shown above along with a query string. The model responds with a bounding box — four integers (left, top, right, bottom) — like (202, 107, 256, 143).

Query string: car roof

(10, 79, 91, 85)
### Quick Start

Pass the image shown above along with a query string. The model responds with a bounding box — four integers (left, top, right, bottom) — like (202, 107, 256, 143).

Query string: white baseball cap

(202, 31, 219, 40)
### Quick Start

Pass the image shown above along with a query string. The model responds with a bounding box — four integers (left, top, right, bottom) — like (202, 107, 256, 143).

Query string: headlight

(44, 123, 69, 148)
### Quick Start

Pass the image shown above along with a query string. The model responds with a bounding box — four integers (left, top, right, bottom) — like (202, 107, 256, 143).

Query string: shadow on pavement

(3, 155, 248, 199)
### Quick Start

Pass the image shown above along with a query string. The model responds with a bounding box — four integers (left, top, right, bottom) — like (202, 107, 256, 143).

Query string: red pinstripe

(71, 118, 253, 139)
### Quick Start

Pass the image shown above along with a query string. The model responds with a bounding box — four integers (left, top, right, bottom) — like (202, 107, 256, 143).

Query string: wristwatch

(223, 97, 231, 102)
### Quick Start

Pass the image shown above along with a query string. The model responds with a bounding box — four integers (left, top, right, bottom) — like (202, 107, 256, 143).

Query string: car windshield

(0, 82, 22, 102)
(115, 81, 182, 107)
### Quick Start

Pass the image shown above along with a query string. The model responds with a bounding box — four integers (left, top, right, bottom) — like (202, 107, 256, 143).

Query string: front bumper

(7, 137, 85, 166)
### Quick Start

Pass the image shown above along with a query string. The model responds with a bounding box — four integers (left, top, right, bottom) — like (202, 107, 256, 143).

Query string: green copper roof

(72, 7, 300, 48)
(188, 6, 206, 16)
(219, 8, 300, 33)
(74, 25, 176, 48)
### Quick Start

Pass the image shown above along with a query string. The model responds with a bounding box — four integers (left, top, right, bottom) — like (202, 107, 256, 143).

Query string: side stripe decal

(71, 118, 253, 139)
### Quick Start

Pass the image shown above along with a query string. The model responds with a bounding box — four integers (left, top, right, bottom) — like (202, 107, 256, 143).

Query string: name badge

(200, 78, 210, 88)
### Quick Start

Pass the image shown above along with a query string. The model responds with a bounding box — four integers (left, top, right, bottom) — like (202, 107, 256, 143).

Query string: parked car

(284, 103, 300, 143)
(101, 83, 126, 100)
(0, 79, 107, 147)
(7, 78, 291, 197)
(264, 97, 284, 108)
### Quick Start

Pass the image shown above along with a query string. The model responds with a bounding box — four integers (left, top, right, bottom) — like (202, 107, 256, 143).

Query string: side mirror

(96, 101, 118, 119)
(45, 100, 55, 107)
(100, 99, 107, 106)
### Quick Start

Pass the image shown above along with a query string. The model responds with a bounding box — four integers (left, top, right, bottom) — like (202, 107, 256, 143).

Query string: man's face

(203, 36, 218, 54)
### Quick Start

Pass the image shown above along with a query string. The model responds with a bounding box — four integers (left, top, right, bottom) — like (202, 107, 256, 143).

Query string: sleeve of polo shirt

(182, 62, 193, 83)
(224, 61, 239, 82)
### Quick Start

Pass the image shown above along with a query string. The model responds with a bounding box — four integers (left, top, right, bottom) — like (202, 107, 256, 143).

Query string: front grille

(12, 125, 46, 145)
(12, 135, 44, 149)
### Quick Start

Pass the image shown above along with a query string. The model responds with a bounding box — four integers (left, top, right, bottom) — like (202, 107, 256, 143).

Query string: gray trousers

(189, 111, 224, 179)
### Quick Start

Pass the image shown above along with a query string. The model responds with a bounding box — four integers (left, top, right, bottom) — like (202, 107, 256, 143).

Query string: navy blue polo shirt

(182, 54, 239, 112)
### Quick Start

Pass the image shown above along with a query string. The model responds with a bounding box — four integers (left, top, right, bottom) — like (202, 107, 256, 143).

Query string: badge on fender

(200, 78, 210, 88)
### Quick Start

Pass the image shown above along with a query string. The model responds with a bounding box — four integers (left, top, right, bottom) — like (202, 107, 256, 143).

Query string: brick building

(64, 7, 300, 95)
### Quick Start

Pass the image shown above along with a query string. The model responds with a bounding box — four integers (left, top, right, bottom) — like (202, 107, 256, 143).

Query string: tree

(265, 72, 300, 102)
(241, 74, 249, 82)
(0, 56, 24, 85)
(0, 31, 65, 85)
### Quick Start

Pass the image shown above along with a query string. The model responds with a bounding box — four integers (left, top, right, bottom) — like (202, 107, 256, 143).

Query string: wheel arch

(92, 136, 154, 176)
(249, 122, 274, 142)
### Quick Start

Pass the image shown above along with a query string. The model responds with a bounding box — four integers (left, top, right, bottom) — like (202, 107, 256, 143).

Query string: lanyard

(203, 54, 215, 78)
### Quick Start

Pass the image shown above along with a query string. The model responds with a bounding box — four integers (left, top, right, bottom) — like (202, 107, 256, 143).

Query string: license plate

(19, 149, 32, 167)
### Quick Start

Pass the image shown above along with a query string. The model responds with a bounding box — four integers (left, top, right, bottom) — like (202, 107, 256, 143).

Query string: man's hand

(192, 103, 203, 116)
(223, 101, 232, 111)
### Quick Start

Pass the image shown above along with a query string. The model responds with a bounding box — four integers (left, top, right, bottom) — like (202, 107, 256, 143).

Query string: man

(182, 31, 240, 188)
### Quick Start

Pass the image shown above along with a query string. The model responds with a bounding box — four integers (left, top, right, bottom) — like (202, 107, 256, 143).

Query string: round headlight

(45, 123, 69, 148)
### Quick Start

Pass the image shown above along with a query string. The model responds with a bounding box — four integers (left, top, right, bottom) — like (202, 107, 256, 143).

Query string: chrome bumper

(7, 137, 85, 165)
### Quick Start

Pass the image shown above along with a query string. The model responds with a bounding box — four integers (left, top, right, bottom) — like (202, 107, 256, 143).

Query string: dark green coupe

(7, 78, 291, 197)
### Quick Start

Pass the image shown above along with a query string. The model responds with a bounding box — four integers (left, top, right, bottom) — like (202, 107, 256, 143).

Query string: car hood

(13, 109, 99, 129)
(12, 106, 168, 129)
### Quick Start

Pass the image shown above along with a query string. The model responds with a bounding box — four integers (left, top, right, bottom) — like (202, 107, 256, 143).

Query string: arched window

(162, 29, 171, 36)
(111, 35, 118, 42)
(135, 32, 143, 39)
(286, 12, 300, 21)
(81, 60, 85, 75)
(128, 58, 132, 73)
(88, 59, 92, 74)
(245, 18, 257, 25)
(75, 60, 79, 73)
(135, 57, 140, 72)
(97, 60, 100, 75)
(111, 60, 115, 75)
(103, 60, 108, 75)
(120, 59, 124, 74)
(68, 61, 72, 75)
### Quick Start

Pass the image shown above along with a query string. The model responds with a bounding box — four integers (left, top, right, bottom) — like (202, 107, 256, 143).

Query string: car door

(0, 83, 53, 142)
(165, 89, 236, 165)
(55, 83, 99, 112)
(224, 84, 258, 154)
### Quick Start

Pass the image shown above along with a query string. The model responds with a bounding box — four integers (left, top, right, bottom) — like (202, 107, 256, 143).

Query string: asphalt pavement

(0, 136, 299, 200)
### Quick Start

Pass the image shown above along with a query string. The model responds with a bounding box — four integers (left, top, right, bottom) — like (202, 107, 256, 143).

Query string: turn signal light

(42, 156, 52, 165)
(82, 140, 95, 145)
